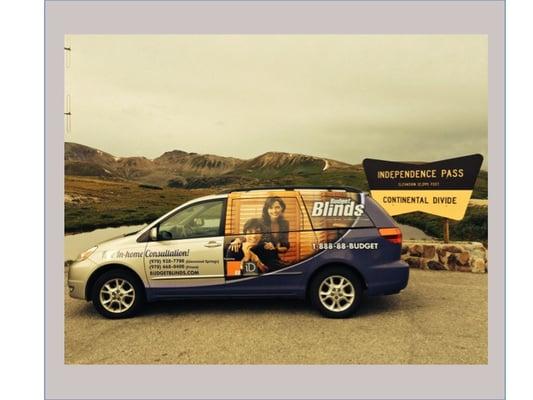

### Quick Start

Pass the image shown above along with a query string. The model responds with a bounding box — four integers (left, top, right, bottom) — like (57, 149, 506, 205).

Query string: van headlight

(76, 246, 98, 262)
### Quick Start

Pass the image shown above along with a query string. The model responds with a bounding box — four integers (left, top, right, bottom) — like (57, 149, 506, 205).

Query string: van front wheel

(310, 267, 363, 318)
(91, 270, 144, 319)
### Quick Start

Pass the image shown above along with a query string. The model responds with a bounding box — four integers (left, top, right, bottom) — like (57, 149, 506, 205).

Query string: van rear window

(298, 190, 374, 230)
(224, 191, 317, 267)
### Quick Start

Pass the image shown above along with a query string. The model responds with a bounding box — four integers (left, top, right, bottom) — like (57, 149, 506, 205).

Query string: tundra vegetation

(65, 175, 487, 246)
(64, 143, 487, 241)
(65, 176, 213, 233)
(395, 206, 488, 247)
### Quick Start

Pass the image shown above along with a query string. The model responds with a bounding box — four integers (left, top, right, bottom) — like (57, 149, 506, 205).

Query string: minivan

(68, 186, 409, 318)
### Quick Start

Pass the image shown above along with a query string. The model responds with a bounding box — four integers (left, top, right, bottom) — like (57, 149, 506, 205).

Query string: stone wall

(401, 241, 487, 273)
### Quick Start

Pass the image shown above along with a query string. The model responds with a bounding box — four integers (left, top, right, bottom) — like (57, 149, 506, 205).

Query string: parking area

(65, 269, 487, 364)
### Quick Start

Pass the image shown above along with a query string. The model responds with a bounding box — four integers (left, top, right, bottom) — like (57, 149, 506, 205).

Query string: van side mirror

(149, 227, 158, 241)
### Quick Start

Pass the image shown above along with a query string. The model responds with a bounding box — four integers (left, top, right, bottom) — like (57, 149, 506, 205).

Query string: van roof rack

(218, 186, 364, 194)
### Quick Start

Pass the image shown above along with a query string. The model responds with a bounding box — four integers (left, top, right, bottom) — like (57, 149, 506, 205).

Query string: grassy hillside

(472, 170, 488, 199)
(174, 167, 370, 192)
(394, 205, 488, 246)
(65, 176, 215, 233)
(175, 167, 488, 199)
(66, 173, 488, 239)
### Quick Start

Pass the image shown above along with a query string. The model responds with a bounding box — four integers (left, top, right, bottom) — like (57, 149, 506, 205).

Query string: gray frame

(46, 1, 504, 399)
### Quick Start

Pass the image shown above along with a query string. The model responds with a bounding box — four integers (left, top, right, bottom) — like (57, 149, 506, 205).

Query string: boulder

(437, 248, 448, 264)
(470, 245, 487, 261)
(442, 245, 464, 253)
(409, 244, 423, 257)
(446, 254, 458, 271)
(422, 245, 436, 260)
(457, 252, 470, 266)
(427, 261, 446, 271)
(471, 258, 486, 274)
(404, 257, 421, 269)
(402, 240, 487, 273)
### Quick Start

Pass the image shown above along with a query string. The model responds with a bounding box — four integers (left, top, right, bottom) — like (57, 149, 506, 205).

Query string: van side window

(158, 200, 224, 240)
(225, 196, 308, 235)
(299, 190, 374, 243)
(299, 190, 374, 229)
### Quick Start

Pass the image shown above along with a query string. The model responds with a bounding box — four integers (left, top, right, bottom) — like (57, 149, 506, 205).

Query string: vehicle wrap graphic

(223, 190, 375, 279)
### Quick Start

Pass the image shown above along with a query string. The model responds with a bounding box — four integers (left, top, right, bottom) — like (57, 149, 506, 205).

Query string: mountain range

(65, 142, 487, 197)
(65, 142, 367, 189)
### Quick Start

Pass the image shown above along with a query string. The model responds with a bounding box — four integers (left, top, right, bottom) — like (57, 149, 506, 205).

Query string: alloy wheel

(99, 278, 136, 314)
(318, 275, 356, 312)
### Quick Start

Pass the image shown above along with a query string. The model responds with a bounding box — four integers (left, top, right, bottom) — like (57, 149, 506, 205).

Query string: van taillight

(378, 227, 402, 244)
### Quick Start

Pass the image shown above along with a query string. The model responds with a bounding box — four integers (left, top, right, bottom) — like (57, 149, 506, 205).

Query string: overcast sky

(66, 35, 487, 166)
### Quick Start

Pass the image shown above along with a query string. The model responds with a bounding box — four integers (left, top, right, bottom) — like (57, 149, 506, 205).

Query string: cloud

(66, 35, 487, 165)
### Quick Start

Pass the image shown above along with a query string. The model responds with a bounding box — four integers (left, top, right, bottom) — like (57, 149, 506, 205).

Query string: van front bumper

(67, 258, 95, 300)
(67, 279, 86, 300)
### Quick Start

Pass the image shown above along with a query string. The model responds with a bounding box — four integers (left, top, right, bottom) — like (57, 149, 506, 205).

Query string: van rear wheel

(310, 267, 363, 318)
(91, 270, 144, 319)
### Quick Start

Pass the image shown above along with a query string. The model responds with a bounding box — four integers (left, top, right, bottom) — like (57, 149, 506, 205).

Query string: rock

(470, 245, 487, 261)
(404, 256, 421, 269)
(409, 244, 423, 257)
(457, 252, 470, 266)
(446, 254, 458, 271)
(471, 258, 486, 273)
(427, 261, 446, 271)
(442, 245, 463, 253)
(423, 245, 436, 260)
(437, 248, 448, 264)
(401, 240, 488, 274)
(440, 251, 456, 266)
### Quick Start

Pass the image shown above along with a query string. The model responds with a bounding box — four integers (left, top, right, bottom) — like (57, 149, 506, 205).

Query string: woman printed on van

(229, 197, 290, 257)
(261, 196, 290, 254)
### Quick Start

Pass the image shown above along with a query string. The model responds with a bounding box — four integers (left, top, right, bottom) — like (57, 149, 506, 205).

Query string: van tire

(91, 270, 144, 319)
(310, 267, 363, 318)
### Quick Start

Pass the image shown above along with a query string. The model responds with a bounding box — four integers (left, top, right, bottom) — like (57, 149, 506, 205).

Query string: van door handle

(204, 241, 222, 248)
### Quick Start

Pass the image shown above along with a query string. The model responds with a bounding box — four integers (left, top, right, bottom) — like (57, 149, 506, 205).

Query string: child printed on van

(225, 218, 285, 273)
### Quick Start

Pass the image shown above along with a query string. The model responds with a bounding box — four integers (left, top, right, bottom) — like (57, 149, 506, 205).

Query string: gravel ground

(65, 269, 487, 364)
